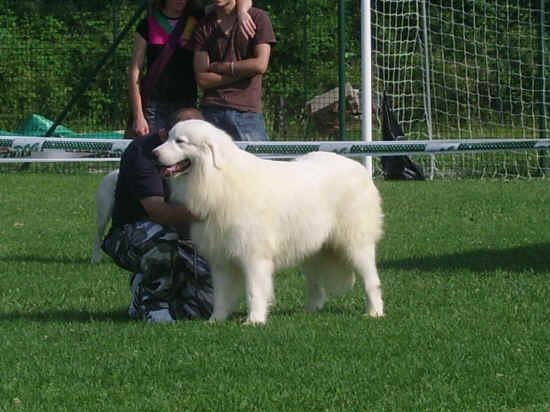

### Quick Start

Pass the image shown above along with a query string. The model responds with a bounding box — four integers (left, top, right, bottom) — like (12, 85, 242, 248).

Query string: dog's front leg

(243, 259, 274, 325)
(209, 269, 242, 322)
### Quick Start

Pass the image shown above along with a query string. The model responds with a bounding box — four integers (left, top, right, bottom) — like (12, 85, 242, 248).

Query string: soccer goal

(1, 1, 548, 179)
(369, 0, 549, 178)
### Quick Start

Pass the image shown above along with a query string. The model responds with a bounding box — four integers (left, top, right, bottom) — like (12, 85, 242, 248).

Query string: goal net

(371, 0, 549, 178)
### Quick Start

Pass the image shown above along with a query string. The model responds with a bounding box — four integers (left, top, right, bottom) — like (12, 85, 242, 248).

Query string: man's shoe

(129, 274, 176, 323)
(144, 301, 176, 323)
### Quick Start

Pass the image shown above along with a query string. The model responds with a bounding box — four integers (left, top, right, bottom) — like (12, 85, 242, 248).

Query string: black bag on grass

(381, 91, 425, 180)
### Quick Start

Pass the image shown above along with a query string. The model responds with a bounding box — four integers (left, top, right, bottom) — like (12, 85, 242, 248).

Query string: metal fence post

(338, 0, 346, 140)
(538, 0, 547, 175)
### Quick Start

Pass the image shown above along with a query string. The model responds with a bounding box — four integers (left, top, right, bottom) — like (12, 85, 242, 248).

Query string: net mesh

(372, 0, 549, 178)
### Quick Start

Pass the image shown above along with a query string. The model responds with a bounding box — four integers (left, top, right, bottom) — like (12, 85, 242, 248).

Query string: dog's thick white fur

(90, 169, 118, 263)
(153, 119, 384, 324)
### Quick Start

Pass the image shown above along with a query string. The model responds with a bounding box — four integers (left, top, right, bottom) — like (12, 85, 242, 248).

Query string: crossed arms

(193, 43, 271, 90)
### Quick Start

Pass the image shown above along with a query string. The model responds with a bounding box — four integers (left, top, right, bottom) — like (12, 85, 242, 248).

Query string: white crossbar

(1, 135, 549, 162)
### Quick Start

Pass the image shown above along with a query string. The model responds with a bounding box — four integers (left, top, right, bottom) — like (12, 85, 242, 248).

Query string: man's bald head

(169, 108, 204, 129)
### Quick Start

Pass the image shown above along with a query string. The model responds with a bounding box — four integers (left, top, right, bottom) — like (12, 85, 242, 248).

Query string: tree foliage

(0, 0, 548, 138)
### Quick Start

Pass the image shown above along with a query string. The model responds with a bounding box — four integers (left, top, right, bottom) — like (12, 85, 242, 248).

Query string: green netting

(0, 130, 16, 136)
(14, 114, 76, 137)
(9, 114, 124, 139)
(82, 131, 125, 139)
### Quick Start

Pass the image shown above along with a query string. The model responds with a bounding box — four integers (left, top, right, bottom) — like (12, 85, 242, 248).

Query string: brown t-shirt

(192, 8, 276, 113)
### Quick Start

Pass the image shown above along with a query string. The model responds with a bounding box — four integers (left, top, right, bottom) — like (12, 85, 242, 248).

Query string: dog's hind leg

(209, 268, 243, 322)
(91, 226, 105, 264)
(91, 170, 118, 263)
(243, 259, 274, 325)
(350, 243, 384, 317)
(91, 201, 112, 263)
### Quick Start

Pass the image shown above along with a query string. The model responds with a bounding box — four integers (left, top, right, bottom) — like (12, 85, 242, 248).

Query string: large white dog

(153, 119, 384, 324)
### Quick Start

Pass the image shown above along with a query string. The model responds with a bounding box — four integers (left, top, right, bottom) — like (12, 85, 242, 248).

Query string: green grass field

(1, 173, 549, 411)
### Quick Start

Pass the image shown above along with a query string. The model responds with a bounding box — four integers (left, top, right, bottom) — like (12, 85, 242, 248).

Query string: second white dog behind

(90, 169, 118, 263)
(154, 119, 385, 325)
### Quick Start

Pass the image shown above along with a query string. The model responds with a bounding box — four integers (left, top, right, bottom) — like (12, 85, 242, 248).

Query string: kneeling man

(102, 108, 213, 323)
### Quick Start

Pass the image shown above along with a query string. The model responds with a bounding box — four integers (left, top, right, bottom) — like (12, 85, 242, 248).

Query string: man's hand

(208, 61, 231, 75)
(194, 44, 271, 90)
(133, 115, 149, 137)
(237, 9, 256, 39)
(141, 196, 201, 226)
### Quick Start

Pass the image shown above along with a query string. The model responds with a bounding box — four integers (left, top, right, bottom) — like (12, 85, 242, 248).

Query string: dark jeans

(202, 106, 269, 141)
(145, 100, 194, 133)
(102, 221, 213, 320)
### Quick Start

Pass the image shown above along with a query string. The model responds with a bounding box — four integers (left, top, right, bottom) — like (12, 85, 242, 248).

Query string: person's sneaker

(143, 301, 175, 323)
(129, 274, 176, 323)
(128, 273, 144, 319)
(142, 277, 176, 323)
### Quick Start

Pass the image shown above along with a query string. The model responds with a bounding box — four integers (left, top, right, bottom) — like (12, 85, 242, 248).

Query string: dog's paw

(244, 313, 267, 325)
(243, 319, 265, 326)
(367, 308, 384, 318)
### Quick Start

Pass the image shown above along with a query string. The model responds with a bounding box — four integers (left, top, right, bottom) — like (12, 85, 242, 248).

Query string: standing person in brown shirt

(192, 0, 276, 141)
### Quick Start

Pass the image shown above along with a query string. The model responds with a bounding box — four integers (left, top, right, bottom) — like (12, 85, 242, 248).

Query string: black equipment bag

(380, 91, 425, 180)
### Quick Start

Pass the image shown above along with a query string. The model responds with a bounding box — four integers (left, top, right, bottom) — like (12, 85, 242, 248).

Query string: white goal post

(361, 0, 373, 175)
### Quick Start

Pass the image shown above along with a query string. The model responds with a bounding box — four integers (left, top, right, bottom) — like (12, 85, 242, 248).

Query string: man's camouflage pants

(102, 221, 213, 321)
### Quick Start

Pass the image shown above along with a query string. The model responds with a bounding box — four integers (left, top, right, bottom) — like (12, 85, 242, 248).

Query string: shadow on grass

(380, 242, 550, 274)
(0, 309, 130, 323)
(1, 254, 92, 265)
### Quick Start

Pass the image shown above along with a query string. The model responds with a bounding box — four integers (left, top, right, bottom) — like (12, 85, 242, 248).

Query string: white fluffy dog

(90, 169, 118, 263)
(154, 119, 384, 324)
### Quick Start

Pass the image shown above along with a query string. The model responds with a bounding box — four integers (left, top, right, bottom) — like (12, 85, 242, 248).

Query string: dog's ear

(204, 137, 223, 170)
